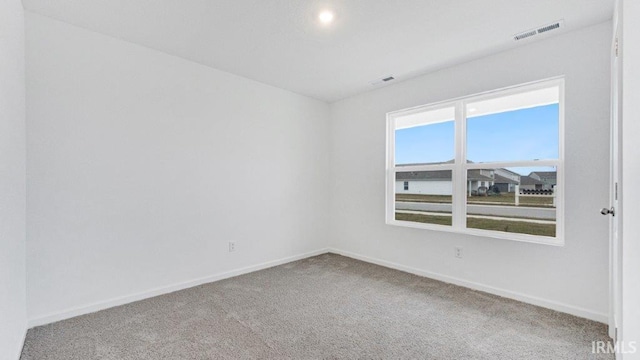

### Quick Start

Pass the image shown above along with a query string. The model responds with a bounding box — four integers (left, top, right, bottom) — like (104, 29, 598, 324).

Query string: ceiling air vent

(537, 22, 560, 34)
(371, 75, 396, 86)
(514, 20, 564, 41)
(514, 30, 537, 41)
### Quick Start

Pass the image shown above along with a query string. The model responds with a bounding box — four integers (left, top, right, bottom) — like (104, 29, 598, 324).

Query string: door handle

(601, 207, 615, 216)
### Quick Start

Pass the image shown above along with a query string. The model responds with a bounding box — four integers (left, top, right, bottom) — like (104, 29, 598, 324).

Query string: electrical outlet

(454, 246, 463, 259)
(229, 242, 235, 252)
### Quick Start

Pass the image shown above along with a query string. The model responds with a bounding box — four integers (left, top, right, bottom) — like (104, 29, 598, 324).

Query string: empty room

(2, 0, 640, 359)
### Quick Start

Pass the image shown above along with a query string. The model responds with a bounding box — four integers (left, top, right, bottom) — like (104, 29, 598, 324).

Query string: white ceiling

(22, 0, 614, 102)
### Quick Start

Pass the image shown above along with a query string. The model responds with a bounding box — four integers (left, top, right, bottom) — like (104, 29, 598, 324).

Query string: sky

(395, 104, 559, 176)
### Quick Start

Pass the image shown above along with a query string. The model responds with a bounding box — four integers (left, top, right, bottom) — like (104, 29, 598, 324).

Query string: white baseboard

(27, 246, 608, 329)
(27, 248, 329, 328)
(328, 247, 608, 324)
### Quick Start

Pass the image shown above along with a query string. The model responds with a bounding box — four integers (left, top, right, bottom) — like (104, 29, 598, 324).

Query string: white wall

(329, 22, 612, 322)
(621, 0, 640, 357)
(25, 13, 330, 325)
(0, 0, 27, 359)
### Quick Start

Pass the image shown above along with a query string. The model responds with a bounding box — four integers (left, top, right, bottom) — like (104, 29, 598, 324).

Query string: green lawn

(395, 212, 452, 226)
(396, 194, 452, 204)
(395, 193, 554, 207)
(466, 218, 556, 237)
(394, 212, 555, 237)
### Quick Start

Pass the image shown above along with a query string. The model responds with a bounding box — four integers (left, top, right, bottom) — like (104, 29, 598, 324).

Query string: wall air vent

(514, 20, 564, 41)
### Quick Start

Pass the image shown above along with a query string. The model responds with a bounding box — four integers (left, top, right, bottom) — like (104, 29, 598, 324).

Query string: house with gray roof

(529, 171, 557, 188)
(493, 168, 521, 193)
(395, 163, 556, 195)
(395, 167, 495, 196)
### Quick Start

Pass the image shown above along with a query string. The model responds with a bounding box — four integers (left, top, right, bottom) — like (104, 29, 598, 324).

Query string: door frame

(608, 2, 622, 340)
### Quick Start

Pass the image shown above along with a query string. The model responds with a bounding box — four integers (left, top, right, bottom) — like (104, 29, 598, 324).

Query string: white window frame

(386, 77, 565, 246)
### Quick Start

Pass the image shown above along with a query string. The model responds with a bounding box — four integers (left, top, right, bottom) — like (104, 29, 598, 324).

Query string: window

(386, 78, 564, 245)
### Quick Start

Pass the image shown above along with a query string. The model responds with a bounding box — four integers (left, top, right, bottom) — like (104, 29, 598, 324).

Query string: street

(395, 201, 556, 220)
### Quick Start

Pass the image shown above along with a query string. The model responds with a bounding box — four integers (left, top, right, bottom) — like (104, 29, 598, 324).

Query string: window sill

(386, 219, 564, 246)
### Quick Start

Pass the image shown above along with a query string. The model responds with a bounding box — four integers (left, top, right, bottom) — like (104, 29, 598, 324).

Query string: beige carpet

(21, 253, 613, 359)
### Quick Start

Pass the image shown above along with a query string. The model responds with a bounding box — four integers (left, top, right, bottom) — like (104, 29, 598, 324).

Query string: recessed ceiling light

(319, 11, 334, 24)
(469, 108, 477, 112)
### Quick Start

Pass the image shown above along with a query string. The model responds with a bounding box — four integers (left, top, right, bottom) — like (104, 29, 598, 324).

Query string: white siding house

(396, 168, 494, 196)
(396, 166, 557, 195)
(395, 169, 453, 195)
(395, 179, 452, 195)
(530, 171, 557, 187)
(494, 168, 521, 193)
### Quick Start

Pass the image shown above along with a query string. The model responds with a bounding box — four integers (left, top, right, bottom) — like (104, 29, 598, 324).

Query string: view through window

(388, 79, 563, 244)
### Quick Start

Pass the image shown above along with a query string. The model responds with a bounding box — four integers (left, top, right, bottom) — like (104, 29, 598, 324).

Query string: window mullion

(453, 101, 467, 230)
